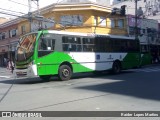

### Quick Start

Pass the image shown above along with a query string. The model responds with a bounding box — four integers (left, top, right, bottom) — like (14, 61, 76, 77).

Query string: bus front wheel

(58, 65, 72, 81)
(112, 61, 121, 74)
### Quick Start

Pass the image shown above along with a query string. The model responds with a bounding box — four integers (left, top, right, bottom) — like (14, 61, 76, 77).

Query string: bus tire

(58, 65, 72, 81)
(40, 75, 51, 81)
(112, 61, 121, 74)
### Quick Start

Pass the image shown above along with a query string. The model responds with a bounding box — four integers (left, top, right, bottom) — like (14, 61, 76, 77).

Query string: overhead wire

(0, 8, 26, 15)
(0, 11, 29, 19)
(8, 0, 37, 9)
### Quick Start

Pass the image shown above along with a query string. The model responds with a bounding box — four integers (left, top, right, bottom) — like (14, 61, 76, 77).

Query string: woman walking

(7, 59, 14, 73)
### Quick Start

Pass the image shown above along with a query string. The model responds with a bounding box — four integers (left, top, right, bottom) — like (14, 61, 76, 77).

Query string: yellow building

(0, 17, 9, 24)
(18, 2, 128, 36)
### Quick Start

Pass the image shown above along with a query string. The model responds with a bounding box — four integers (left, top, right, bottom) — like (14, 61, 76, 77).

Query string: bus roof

(47, 30, 135, 40)
(23, 30, 135, 40)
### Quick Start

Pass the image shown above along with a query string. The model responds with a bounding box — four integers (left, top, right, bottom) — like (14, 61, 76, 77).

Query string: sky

(0, 0, 62, 19)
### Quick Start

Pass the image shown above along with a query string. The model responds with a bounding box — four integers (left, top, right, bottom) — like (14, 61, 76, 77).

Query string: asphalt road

(0, 65, 160, 120)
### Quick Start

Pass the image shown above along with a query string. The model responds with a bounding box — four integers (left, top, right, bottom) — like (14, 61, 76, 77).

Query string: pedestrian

(7, 59, 14, 73)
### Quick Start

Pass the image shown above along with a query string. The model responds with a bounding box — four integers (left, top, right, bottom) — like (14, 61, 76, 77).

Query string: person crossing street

(7, 59, 14, 74)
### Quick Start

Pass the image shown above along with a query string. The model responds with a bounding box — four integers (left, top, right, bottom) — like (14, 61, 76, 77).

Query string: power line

(8, 0, 37, 9)
(0, 8, 26, 15)
(0, 11, 28, 19)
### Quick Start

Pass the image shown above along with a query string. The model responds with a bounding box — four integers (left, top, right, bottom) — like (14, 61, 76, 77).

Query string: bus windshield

(16, 33, 38, 61)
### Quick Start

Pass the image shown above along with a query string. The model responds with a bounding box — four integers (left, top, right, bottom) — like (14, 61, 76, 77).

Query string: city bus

(15, 30, 142, 80)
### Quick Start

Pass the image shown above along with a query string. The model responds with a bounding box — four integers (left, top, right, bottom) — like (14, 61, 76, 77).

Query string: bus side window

(76, 45, 82, 51)
(82, 38, 95, 52)
(38, 34, 55, 57)
(63, 44, 69, 51)
(62, 36, 82, 52)
(47, 39, 55, 51)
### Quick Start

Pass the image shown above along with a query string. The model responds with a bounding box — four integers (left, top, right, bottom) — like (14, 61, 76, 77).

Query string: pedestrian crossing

(129, 67, 160, 73)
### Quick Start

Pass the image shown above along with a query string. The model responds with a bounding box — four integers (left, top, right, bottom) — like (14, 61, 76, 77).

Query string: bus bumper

(14, 65, 38, 78)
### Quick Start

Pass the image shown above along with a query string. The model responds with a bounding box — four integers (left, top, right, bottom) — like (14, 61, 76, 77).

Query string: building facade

(111, 0, 160, 57)
(30, 2, 128, 35)
(0, 18, 19, 66)
(111, 0, 160, 22)
(127, 15, 159, 53)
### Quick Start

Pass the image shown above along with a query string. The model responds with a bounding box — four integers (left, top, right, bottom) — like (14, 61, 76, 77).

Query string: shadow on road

(0, 71, 133, 85)
(75, 71, 160, 101)
(0, 77, 60, 84)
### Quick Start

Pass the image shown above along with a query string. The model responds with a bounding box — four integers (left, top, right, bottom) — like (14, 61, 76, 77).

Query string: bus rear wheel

(112, 61, 121, 74)
(58, 65, 72, 81)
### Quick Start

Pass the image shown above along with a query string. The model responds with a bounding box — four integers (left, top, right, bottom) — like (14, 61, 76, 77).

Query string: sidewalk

(0, 67, 15, 78)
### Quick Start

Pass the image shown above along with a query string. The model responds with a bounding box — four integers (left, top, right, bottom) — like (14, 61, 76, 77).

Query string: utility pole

(35, 0, 43, 30)
(28, 0, 42, 32)
(135, 0, 141, 66)
(28, 0, 32, 32)
(135, 0, 138, 40)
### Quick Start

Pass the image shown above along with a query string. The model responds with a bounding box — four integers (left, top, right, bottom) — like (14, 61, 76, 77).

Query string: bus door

(36, 34, 57, 75)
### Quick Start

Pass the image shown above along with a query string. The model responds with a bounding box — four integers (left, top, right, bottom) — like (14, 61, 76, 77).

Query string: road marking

(0, 76, 11, 78)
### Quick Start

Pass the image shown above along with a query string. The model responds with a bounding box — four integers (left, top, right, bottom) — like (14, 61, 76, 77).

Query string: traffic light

(111, 8, 117, 15)
(111, 8, 121, 15)
(120, 5, 126, 16)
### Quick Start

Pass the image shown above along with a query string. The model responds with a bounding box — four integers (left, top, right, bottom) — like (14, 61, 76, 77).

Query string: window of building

(12, 29, 17, 37)
(60, 15, 83, 26)
(10, 29, 17, 37)
(94, 16, 98, 26)
(2, 32, 5, 39)
(100, 16, 106, 27)
(21, 25, 26, 34)
(109, 18, 115, 28)
(118, 19, 124, 28)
